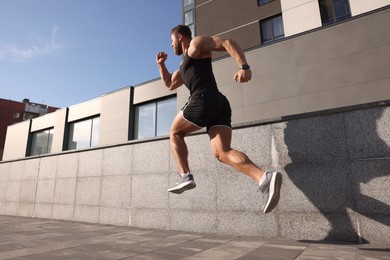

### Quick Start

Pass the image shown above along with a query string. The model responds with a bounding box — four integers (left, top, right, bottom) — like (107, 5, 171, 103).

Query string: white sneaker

(259, 172, 282, 213)
(167, 173, 196, 194)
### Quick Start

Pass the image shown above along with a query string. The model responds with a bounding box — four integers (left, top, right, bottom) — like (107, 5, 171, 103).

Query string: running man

(156, 25, 282, 213)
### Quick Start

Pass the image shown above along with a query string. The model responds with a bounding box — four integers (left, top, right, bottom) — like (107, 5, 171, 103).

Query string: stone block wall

(0, 102, 389, 244)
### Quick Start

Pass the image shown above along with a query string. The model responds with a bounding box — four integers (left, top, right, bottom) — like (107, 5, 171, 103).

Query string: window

(67, 117, 100, 150)
(260, 15, 284, 44)
(184, 0, 194, 7)
(134, 97, 176, 139)
(258, 0, 274, 5)
(319, 0, 351, 25)
(30, 128, 54, 156)
(183, 0, 195, 36)
(184, 10, 194, 26)
(13, 112, 20, 118)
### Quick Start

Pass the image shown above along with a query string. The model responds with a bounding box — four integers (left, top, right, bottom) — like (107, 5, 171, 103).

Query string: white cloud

(0, 25, 63, 62)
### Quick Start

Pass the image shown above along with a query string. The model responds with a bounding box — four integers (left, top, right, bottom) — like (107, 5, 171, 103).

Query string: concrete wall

(1, 102, 389, 244)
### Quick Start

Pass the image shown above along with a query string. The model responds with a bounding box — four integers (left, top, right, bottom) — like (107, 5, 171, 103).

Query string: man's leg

(170, 111, 201, 174)
(208, 126, 265, 182)
(208, 126, 282, 213)
(168, 111, 201, 194)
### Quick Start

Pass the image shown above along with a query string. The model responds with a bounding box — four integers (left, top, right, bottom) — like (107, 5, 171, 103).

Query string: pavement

(0, 216, 389, 260)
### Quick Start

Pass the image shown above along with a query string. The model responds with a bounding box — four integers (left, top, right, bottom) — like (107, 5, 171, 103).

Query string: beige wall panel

(101, 88, 130, 114)
(243, 69, 300, 106)
(281, 0, 322, 36)
(133, 79, 176, 105)
(300, 77, 390, 113)
(293, 9, 390, 66)
(350, 0, 390, 16)
(99, 110, 130, 145)
(298, 44, 390, 95)
(247, 40, 296, 77)
(68, 98, 102, 122)
(51, 109, 68, 153)
(30, 113, 56, 132)
(99, 88, 130, 145)
(3, 120, 31, 161)
(243, 96, 301, 123)
(196, 0, 281, 38)
(212, 23, 261, 59)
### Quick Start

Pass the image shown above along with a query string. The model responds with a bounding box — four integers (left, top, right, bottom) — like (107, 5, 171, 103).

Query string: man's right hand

(156, 52, 168, 65)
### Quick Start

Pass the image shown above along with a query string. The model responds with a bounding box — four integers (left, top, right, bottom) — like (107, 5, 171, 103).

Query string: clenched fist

(234, 68, 252, 83)
(156, 52, 168, 65)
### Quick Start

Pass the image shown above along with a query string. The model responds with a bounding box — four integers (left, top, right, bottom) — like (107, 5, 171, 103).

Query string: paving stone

(0, 216, 389, 259)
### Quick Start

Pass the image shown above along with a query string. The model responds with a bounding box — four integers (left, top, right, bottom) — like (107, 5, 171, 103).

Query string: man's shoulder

(189, 36, 213, 58)
(191, 35, 212, 46)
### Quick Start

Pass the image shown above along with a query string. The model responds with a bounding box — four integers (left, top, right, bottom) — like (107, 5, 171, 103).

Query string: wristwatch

(240, 64, 250, 70)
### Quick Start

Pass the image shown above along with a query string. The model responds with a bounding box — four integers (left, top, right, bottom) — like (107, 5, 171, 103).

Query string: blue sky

(0, 0, 182, 108)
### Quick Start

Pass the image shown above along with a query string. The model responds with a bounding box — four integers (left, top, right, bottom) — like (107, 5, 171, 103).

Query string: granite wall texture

(0, 103, 389, 244)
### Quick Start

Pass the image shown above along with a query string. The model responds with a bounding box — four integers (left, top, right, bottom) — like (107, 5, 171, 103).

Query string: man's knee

(212, 148, 226, 162)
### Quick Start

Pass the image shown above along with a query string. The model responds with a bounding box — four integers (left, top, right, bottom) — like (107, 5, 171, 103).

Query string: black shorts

(181, 92, 232, 132)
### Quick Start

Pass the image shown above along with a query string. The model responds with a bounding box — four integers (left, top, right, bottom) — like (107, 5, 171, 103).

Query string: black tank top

(179, 52, 219, 96)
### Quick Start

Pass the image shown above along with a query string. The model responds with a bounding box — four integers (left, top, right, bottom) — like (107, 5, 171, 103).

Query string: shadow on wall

(283, 106, 390, 243)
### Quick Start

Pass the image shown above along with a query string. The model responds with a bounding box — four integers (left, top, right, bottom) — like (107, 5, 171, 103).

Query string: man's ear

(177, 33, 183, 42)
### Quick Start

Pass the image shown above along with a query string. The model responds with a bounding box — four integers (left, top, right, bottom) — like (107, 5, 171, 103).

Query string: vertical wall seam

(97, 150, 104, 224)
(51, 157, 58, 218)
(72, 154, 80, 220)
(32, 158, 41, 217)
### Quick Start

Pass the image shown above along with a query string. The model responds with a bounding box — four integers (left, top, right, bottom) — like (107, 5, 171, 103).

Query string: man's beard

(174, 45, 183, 55)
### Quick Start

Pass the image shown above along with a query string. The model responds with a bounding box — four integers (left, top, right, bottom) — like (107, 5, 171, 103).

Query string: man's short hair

(171, 25, 192, 39)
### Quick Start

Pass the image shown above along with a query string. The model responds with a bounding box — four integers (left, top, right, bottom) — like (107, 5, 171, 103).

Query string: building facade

(185, 0, 389, 55)
(2, 0, 390, 161)
(0, 99, 58, 160)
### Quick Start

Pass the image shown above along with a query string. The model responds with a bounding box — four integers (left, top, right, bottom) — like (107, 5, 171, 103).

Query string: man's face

(171, 33, 183, 56)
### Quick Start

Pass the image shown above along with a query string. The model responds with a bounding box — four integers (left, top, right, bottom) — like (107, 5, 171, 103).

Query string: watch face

(241, 64, 250, 70)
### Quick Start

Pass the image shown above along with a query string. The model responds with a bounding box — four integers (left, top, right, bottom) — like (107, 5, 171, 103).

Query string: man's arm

(156, 52, 183, 90)
(189, 36, 252, 83)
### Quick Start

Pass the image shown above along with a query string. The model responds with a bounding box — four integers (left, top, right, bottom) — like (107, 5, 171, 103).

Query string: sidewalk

(0, 215, 389, 260)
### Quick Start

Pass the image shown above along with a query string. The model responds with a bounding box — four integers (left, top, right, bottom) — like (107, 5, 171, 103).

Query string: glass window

(258, 0, 274, 5)
(319, 0, 350, 25)
(260, 15, 285, 44)
(183, 0, 195, 36)
(134, 97, 176, 139)
(184, 10, 194, 26)
(184, 0, 194, 7)
(13, 112, 20, 118)
(156, 98, 177, 136)
(135, 103, 156, 139)
(30, 128, 54, 156)
(67, 117, 100, 150)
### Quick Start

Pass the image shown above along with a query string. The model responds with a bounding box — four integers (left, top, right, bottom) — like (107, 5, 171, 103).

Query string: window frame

(29, 127, 54, 156)
(319, 0, 351, 26)
(66, 115, 100, 150)
(257, 0, 275, 6)
(183, 0, 195, 37)
(133, 95, 177, 140)
(260, 14, 285, 45)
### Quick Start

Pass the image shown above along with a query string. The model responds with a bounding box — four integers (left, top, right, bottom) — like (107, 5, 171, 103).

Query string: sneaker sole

(167, 181, 196, 194)
(263, 172, 282, 213)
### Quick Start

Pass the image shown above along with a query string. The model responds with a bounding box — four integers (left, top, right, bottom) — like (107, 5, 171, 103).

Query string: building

(184, 0, 389, 54)
(2, 0, 390, 160)
(0, 98, 58, 160)
(0, 0, 389, 244)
